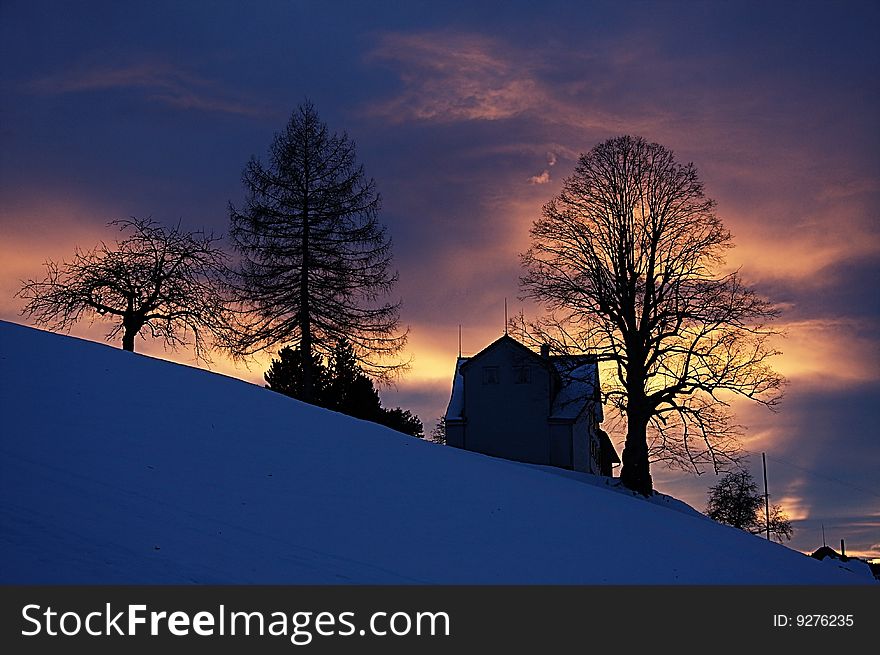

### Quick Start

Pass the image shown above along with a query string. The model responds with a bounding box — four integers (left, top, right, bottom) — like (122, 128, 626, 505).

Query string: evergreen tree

(265, 345, 330, 402)
(429, 417, 447, 444)
(229, 100, 406, 403)
(264, 337, 423, 437)
(378, 408, 423, 438)
(326, 339, 382, 420)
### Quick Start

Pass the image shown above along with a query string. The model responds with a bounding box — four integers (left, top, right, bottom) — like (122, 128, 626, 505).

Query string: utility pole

(762, 452, 770, 541)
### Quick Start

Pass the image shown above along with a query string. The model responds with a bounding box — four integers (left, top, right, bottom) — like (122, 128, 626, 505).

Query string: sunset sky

(1, 1, 877, 559)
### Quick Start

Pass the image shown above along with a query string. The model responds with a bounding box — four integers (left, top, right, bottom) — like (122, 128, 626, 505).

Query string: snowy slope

(0, 321, 870, 584)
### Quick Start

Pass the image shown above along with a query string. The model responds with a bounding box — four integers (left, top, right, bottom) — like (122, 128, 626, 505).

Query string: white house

(444, 334, 618, 475)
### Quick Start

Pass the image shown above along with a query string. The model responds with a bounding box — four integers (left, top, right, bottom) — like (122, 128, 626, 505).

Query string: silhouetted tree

(429, 416, 447, 444)
(706, 469, 793, 542)
(325, 339, 383, 420)
(265, 345, 331, 402)
(264, 338, 422, 437)
(379, 407, 423, 438)
(705, 469, 762, 530)
(229, 100, 406, 403)
(17, 217, 230, 361)
(519, 136, 784, 495)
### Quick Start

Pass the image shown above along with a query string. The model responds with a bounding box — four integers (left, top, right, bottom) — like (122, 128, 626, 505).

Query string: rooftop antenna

(458, 324, 462, 358)
(822, 523, 826, 548)
(504, 298, 508, 335)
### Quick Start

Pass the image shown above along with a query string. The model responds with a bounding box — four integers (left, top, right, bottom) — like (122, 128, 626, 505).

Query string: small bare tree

(706, 469, 794, 542)
(519, 136, 785, 495)
(17, 217, 230, 361)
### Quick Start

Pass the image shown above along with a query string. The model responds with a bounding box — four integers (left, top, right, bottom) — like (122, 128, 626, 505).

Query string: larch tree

(17, 217, 230, 361)
(519, 135, 785, 495)
(229, 100, 406, 402)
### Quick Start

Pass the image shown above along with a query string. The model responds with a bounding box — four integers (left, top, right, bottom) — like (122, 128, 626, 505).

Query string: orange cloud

(527, 170, 551, 184)
(367, 29, 880, 301)
(770, 319, 880, 386)
(366, 31, 640, 136)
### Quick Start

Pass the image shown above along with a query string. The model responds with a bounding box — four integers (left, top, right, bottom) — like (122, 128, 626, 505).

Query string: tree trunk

(121, 307, 143, 353)
(619, 407, 653, 496)
(122, 324, 136, 352)
(299, 174, 313, 403)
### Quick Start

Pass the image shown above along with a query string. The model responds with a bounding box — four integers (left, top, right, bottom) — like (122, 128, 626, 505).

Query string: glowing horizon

(1, 2, 877, 560)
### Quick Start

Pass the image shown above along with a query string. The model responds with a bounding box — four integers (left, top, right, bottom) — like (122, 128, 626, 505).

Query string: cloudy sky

(1, 1, 877, 559)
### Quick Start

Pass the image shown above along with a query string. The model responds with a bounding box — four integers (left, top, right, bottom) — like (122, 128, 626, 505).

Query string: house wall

(573, 410, 592, 474)
(446, 421, 465, 448)
(462, 340, 552, 465)
(549, 423, 572, 468)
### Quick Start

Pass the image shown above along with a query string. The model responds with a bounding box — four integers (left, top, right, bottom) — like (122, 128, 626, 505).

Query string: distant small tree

(706, 469, 793, 542)
(429, 417, 447, 445)
(379, 408, 423, 438)
(17, 217, 230, 361)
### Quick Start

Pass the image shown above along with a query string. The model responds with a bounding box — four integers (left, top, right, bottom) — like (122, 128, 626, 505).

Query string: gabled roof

(445, 334, 601, 424)
(810, 546, 849, 562)
(458, 334, 544, 374)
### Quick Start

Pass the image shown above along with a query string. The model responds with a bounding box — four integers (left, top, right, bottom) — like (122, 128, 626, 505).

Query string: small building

(444, 334, 618, 475)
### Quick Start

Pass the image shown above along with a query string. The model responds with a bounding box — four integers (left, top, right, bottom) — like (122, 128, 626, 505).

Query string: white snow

(444, 357, 467, 419)
(0, 320, 871, 584)
(549, 356, 601, 420)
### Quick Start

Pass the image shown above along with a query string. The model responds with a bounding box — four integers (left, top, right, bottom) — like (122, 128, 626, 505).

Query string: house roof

(810, 546, 849, 562)
(548, 355, 601, 421)
(445, 357, 468, 419)
(457, 334, 541, 374)
(445, 335, 601, 423)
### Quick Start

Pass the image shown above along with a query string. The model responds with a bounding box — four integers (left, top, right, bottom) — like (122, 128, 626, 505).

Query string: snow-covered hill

(0, 321, 869, 584)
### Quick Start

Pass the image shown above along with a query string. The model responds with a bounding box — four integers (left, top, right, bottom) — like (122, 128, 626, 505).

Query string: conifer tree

(264, 345, 330, 402)
(230, 101, 406, 403)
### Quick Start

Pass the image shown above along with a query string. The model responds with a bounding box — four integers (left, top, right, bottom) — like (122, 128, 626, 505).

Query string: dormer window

(513, 365, 531, 384)
(482, 366, 500, 384)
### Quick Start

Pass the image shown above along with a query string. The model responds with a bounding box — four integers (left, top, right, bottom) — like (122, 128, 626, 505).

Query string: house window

(482, 366, 500, 384)
(513, 365, 531, 384)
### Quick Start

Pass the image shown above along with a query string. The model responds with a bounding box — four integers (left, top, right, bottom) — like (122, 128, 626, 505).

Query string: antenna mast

(763, 452, 770, 541)
(504, 298, 508, 335)
(458, 324, 462, 358)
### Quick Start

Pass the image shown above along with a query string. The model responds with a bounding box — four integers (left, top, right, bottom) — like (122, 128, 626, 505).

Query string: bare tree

(706, 469, 793, 542)
(17, 217, 230, 361)
(519, 136, 784, 495)
(229, 100, 406, 402)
